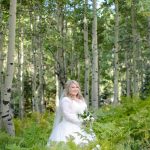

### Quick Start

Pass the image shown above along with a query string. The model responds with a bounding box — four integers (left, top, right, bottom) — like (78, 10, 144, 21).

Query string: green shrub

(94, 98, 150, 150)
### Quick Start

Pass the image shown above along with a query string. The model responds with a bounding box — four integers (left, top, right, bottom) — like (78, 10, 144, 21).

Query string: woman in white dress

(47, 80, 95, 146)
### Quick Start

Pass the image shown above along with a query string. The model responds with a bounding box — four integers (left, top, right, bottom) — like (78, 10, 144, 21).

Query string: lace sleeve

(60, 97, 82, 125)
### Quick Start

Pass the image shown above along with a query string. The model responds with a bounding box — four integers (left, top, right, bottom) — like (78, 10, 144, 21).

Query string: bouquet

(78, 110, 95, 134)
(79, 110, 94, 122)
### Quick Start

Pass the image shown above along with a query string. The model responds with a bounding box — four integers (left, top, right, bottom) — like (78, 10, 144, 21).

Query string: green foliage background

(0, 98, 150, 150)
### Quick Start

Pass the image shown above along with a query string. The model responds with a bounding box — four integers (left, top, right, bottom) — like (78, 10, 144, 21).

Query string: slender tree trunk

(38, 36, 45, 113)
(0, 69, 4, 130)
(84, 0, 90, 106)
(77, 56, 80, 82)
(0, 5, 3, 129)
(131, 0, 138, 96)
(148, 17, 150, 67)
(91, 0, 99, 109)
(32, 16, 37, 112)
(1, 0, 17, 136)
(17, 5, 24, 119)
(0, 54, 3, 129)
(70, 38, 75, 78)
(18, 28, 24, 119)
(29, 11, 35, 112)
(55, 74, 60, 109)
(36, 34, 41, 113)
(113, 0, 119, 104)
(136, 34, 142, 92)
(125, 48, 131, 97)
(30, 11, 39, 112)
(56, 1, 66, 97)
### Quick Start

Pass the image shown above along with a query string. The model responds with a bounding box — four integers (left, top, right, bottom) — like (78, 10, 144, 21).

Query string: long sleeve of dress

(60, 97, 82, 125)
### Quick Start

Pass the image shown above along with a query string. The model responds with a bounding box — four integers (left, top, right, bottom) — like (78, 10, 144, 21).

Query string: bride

(47, 80, 95, 146)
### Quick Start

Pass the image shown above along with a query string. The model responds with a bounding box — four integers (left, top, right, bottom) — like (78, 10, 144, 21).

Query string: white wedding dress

(47, 97, 95, 146)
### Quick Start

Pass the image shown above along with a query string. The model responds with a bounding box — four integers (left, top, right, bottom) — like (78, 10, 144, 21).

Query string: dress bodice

(60, 97, 87, 125)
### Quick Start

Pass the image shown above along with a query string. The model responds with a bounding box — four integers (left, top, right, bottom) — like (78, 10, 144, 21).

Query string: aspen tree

(0, 4, 3, 129)
(131, 0, 139, 96)
(1, 0, 17, 135)
(148, 17, 150, 65)
(125, 48, 131, 97)
(38, 36, 45, 113)
(56, 1, 66, 96)
(84, 0, 90, 106)
(17, 4, 24, 118)
(18, 27, 24, 118)
(113, 0, 119, 104)
(91, 0, 99, 109)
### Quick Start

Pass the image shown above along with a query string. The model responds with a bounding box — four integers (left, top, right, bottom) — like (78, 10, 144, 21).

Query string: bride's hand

(82, 120, 88, 126)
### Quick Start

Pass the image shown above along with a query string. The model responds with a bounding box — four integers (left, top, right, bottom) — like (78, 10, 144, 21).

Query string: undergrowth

(0, 97, 150, 150)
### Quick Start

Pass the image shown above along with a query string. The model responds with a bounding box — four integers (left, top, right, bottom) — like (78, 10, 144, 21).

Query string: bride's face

(69, 83, 79, 97)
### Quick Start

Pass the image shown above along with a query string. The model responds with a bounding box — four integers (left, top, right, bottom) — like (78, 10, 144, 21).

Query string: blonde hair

(64, 80, 84, 100)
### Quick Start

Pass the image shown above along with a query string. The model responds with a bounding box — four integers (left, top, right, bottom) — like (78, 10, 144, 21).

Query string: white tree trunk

(113, 0, 119, 104)
(91, 0, 99, 109)
(0, 59, 4, 130)
(30, 12, 39, 112)
(29, 11, 35, 112)
(70, 39, 75, 77)
(125, 49, 131, 97)
(131, 1, 138, 96)
(84, 0, 90, 107)
(32, 25, 37, 112)
(0, 5, 3, 129)
(77, 56, 80, 82)
(55, 74, 60, 109)
(38, 36, 45, 113)
(148, 17, 150, 66)
(1, 0, 17, 136)
(0, 54, 3, 129)
(18, 28, 24, 119)
(56, 1, 66, 96)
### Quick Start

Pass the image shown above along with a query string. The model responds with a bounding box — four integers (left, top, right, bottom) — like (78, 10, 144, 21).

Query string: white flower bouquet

(79, 110, 95, 122)
(78, 110, 95, 134)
